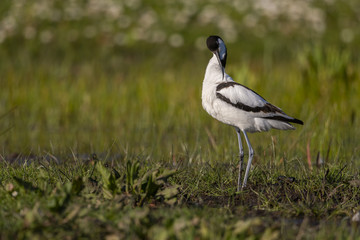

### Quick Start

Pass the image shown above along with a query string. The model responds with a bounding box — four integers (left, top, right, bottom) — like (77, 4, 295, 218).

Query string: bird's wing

(215, 79, 304, 125)
(216, 81, 284, 114)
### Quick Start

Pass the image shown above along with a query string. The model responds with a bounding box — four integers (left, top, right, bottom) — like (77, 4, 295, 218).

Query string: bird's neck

(204, 55, 226, 84)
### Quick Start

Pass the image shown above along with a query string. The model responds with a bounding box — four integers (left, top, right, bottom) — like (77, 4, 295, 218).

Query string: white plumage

(202, 36, 303, 191)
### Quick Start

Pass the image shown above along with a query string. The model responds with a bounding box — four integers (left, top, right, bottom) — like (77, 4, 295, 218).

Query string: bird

(202, 35, 303, 191)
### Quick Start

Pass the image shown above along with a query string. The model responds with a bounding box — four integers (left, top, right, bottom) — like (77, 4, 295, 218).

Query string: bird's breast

(201, 83, 218, 116)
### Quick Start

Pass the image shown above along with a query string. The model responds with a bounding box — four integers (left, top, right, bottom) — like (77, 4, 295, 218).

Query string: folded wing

(216, 81, 303, 125)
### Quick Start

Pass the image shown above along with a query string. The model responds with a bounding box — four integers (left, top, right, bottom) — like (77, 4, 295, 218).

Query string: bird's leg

(235, 128, 244, 192)
(242, 131, 254, 189)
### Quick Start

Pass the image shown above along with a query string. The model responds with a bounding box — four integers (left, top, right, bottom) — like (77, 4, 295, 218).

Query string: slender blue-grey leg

(235, 128, 244, 192)
(242, 130, 254, 189)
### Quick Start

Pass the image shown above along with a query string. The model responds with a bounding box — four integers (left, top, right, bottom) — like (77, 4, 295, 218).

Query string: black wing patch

(216, 82, 283, 114)
(262, 116, 304, 125)
(215, 82, 303, 125)
(216, 93, 282, 113)
(216, 82, 262, 97)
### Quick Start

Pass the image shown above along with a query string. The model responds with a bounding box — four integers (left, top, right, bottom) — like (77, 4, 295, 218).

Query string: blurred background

(0, 0, 359, 165)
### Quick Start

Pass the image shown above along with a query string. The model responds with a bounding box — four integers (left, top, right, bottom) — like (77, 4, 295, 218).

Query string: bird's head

(206, 35, 227, 78)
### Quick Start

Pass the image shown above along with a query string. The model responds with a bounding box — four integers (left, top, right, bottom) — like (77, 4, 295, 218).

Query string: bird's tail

(255, 115, 303, 131)
(267, 120, 296, 130)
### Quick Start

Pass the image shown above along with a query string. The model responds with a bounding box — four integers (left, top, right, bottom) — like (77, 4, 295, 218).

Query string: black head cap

(206, 35, 227, 68)
(206, 35, 222, 52)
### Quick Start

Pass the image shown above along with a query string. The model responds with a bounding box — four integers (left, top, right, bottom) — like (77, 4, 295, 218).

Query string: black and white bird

(202, 35, 303, 191)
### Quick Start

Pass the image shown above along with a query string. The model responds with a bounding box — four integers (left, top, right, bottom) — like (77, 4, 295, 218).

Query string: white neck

(204, 54, 226, 84)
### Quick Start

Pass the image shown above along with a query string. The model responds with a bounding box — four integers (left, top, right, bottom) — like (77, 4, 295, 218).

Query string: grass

(1, 1, 360, 239)
(0, 157, 359, 239)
